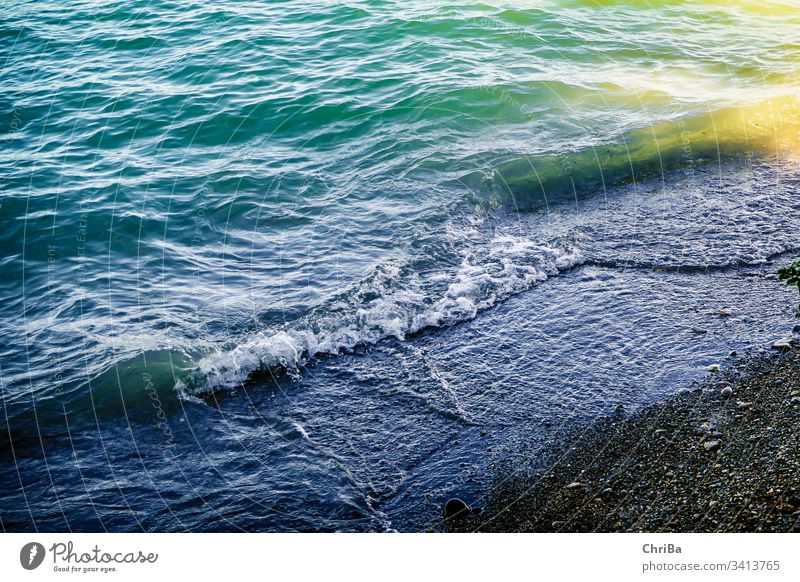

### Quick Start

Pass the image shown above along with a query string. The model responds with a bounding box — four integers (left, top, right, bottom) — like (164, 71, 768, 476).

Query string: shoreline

(449, 341, 800, 533)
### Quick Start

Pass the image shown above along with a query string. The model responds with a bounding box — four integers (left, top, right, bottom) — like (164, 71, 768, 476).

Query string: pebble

(793, 324, 800, 335)
(736, 401, 753, 410)
(704, 440, 721, 452)
(771, 338, 794, 351)
(719, 308, 732, 317)
(720, 386, 733, 398)
(552, 521, 566, 529)
(708, 364, 721, 373)
(790, 397, 800, 406)
(566, 482, 582, 489)
(443, 498, 471, 519)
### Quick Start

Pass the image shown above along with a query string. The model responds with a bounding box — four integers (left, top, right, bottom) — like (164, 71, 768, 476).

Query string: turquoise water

(2, 1, 800, 531)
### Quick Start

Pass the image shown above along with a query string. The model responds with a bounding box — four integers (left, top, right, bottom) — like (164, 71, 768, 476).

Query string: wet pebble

(443, 498, 471, 519)
(772, 338, 794, 351)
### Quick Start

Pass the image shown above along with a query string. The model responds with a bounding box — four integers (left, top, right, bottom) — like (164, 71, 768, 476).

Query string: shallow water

(2, 1, 800, 531)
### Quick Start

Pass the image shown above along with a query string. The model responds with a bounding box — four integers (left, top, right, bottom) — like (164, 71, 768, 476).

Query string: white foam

(188, 230, 583, 394)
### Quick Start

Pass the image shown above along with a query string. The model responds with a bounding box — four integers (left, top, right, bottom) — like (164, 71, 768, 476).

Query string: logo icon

(20, 542, 46, 570)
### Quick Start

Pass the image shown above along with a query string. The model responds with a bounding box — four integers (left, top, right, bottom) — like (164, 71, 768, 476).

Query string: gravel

(452, 348, 800, 532)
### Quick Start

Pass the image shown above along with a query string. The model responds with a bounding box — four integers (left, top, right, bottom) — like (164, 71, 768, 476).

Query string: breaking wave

(184, 230, 582, 394)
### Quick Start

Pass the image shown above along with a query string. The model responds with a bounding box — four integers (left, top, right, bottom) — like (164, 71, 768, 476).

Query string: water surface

(2, 0, 800, 531)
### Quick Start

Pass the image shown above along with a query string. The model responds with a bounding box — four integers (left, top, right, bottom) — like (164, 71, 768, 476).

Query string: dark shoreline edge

(448, 342, 800, 533)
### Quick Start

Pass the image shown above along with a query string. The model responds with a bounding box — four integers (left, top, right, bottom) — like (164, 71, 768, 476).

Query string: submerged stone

(443, 498, 471, 519)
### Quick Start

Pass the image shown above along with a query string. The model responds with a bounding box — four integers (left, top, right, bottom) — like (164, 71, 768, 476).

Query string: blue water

(2, 1, 800, 531)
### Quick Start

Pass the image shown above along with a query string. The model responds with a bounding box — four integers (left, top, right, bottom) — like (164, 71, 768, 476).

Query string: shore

(450, 341, 800, 532)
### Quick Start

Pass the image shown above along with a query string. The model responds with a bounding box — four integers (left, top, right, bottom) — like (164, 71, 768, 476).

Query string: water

(2, 1, 800, 531)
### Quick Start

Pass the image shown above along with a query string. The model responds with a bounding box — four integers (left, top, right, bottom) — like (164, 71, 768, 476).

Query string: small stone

(704, 440, 721, 452)
(772, 338, 794, 351)
(694, 422, 711, 435)
(708, 364, 721, 373)
(443, 498, 471, 519)
(737, 401, 753, 410)
(693, 328, 708, 335)
(720, 386, 733, 398)
(792, 324, 800, 335)
(709, 500, 719, 508)
(552, 521, 566, 529)
(719, 308, 732, 317)
(729, 351, 738, 358)
(601, 488, 613, 495)
(790, 397, 800, 406)
(566, 482, 582, 489)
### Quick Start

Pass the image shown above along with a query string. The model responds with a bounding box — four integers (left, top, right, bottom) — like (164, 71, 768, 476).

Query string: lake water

(2, 0, 800, 531)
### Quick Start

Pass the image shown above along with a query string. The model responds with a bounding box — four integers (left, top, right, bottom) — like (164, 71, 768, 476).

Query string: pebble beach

(451, 341, 800, 533)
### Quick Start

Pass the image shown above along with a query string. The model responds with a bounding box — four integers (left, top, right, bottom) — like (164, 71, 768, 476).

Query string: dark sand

(450, 343, 800, 532)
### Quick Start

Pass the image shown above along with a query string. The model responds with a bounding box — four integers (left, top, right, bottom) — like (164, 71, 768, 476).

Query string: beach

(451, 342, 800, 532)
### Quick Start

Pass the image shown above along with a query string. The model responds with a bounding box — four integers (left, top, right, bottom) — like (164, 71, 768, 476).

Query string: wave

(182, 231, 583, 394)
(182, 95, 800, 395)
(460, 95, 800, 211)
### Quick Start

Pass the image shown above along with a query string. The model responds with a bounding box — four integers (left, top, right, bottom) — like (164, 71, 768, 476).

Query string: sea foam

(188, 229, 582, 394)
